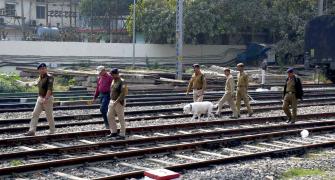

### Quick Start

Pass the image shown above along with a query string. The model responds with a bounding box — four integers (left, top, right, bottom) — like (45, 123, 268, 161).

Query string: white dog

(183, 101, 217, 120)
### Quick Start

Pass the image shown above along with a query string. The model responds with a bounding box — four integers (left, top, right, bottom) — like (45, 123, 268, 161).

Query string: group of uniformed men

(186, 63, 302, 123)
(23, 62, 302, 138)
(186, 63, 253, 119)
(24, 64, 128, 140)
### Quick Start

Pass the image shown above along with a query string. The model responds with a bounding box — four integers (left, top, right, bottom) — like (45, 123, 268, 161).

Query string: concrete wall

(0, 41, 245, 57)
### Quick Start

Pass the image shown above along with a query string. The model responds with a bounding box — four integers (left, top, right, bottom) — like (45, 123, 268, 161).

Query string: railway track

(1, 89, 334, 103)
(0, 97, 335, 135)
(1, 89, 335, 112)
(0, 113, 334, 179)
(0, 83, 334, 99)
(1, 85, 335, 179)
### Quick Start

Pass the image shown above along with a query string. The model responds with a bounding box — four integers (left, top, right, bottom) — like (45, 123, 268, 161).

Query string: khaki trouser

(29, 96, 55, 133)
(107, 101, 126, 136)
(282, 93, 297, 121)
(217, 93, 238, 117)
(236, 87, 253, 115)
(193, 89, 204, 102)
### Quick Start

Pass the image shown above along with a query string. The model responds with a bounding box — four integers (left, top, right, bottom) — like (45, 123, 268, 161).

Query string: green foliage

(125, 0, 317, 63)
(80, 0, 132, 16)
(0, 74, 33, 93)
(79, 0, 319, 66)
(57, 76, 76, 86)
(68, 78, 76, 86)
(280, 168, 325, 179)
(185, 67, 194, 74)
(184, 0, 222, 44)
(10, 160, 23, 167)
(80, 0, 132, 28)
(314, 72, 328, 83)
(126, 0, 176, 43)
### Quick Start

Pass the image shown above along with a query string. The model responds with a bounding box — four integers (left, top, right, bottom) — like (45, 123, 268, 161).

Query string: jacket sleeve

(94, 77, 100, 99)
(202, 74, 207, 91)
(245, 74, 249, 89)
(296, 78, 303, 99)
(116, 81, 127, 103)
(47, 76, 54, 91)
(226, 77, 233, 94)
(283, 78, 287, 97)
(187, 75, 194, 93)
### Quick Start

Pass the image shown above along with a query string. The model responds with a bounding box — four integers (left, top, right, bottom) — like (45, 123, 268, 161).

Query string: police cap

(111, 68, 119, 74)
(37, 63, 47, 70)
(237, 63, 244, 67)
(287, 68, 294, 73)
(192, 64, 200, 68)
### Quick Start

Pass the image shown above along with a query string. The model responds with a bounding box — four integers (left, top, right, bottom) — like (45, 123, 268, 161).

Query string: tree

(126, 0, 176, 43)
(126, 0, 319, 66)
(184, 0, 222, 44)
(79, 0, 133, 35)
(269, 0, 317, 63)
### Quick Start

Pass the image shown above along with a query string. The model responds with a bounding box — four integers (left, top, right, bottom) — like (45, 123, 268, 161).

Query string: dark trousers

(100, 93, 110, 128)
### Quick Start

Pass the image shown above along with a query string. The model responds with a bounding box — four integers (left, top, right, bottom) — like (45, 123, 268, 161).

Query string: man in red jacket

(93, 66, 113, 129)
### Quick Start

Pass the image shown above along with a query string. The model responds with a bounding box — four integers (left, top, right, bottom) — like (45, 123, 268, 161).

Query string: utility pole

(108, 5, 111, 43)
(132, 0, 136, 68)
(46, 0, 48, 26)
(61, 0, 64, 27)
(115, 0, 119, 40)
(90, 0, 93, 41)
(176, 0, 184, 80)
(74, 2, 77, 27)
(20, 0, 25, 40)
(318, 0, 324, 16)
(70, 0, 72, 27)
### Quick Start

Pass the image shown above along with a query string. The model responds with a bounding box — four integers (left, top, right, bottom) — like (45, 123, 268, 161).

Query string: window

(5, 3, 15, 16)
(36, 5, 46, 19)
(36, 0, 46, 2)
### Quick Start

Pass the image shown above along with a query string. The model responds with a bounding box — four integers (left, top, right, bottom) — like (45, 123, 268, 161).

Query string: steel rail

(1, 111, 335, 147)
(0, 117, 335, 161)
(0, 124, 334, 176)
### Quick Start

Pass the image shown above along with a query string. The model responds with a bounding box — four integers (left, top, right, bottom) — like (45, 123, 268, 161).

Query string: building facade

(0, 0, 80, 40)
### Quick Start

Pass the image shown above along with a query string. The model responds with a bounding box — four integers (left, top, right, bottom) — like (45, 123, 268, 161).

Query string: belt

(286, 92, 295, 94)
(100, 92, 110, 95)
(39, 95, 53, 98)
(194, 88, 202, 90)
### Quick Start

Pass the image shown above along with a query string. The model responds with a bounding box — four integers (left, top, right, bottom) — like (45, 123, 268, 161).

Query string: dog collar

(189, 104, 192, 111)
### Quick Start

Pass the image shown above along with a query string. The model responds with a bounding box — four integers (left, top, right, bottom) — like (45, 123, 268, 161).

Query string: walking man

(186, 64, 207, 102)
(24, 63, 55, 136)
(216, 68, 238, 118)
(283, 68, 303, 124)
(236, 63, 253, 117)
(93, 66, 113, 129)
(107, 68, 128, 140)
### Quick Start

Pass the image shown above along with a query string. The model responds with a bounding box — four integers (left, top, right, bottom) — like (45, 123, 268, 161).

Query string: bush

(0, 74, 33, 93)
(57, 75, 76, 86)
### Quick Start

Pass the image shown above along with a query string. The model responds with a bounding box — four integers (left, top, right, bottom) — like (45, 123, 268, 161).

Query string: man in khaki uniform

(282, 68, 303, 124)
(107, 68, 128, 140)
(216, 68, 238, 118)
(24, 63, 55, 136)
(186, 64, 207, 102)
(236, 63, 253, 117)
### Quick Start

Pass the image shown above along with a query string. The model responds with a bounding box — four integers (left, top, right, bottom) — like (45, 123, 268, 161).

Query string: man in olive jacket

(282, 68, 303, 124)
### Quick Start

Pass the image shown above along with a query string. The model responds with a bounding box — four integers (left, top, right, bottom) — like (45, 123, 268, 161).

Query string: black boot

(107, 133, 118, 138)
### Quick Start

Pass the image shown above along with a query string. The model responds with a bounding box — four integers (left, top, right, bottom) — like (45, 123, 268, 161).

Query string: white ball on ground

(300, 129, 309, 138)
